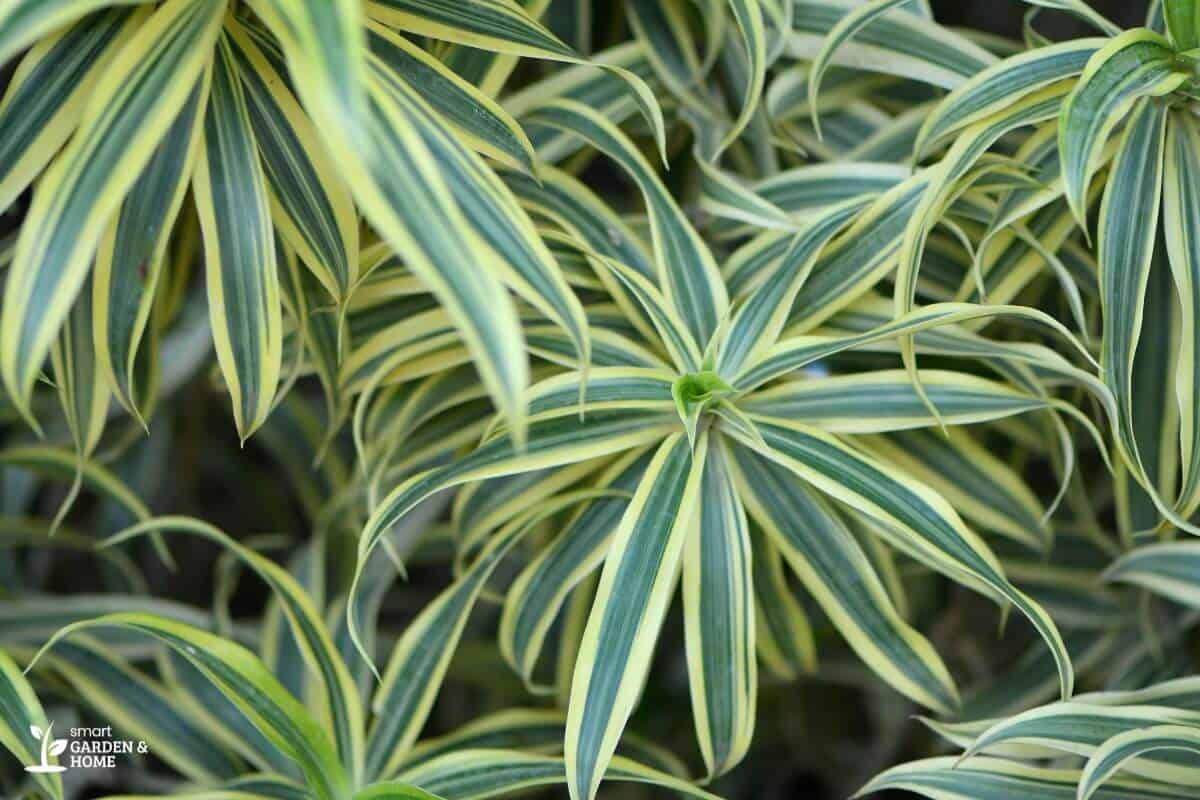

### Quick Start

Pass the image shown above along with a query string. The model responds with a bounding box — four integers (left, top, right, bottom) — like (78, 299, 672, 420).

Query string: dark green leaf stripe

(95, 79, 206, 418)
(1059, 29, 1186, 227)
(500, 452, 649, 688)
(195, 34, 283, 441)
(1080, 725, 1200, 800)
(227, 20, 359, 301)
(0, 646, 61, 799)
(0, 0, 224, 417)
(366, 20, 535, 173)
(791, 0, 995, 88)
(740, 371, 1048, 429)
(741, 418, 1072, 699)
(683, 436, 756, 777)
(0, 0, 143, 66)
(350, 411, 677, 671)
(368, 56, 590, 374)
(915, 38, 1104, 158)
(1164, 110, 1200, 517)
(246, 0, 370, 162)
(0, 7, 141, 213)
(1098, 99, 1169, 516)
(566, 434, 703, 800)
(731, 446, 958, 713)
(1105, 542, 1200, 608)
(859, 755, 1198, 800)
(358, 72, 527, 441)
(42, 637, 242, 782)
(522, 100, 727, 351)
(366, 501, 559, 778)
(397, 750, 718, 800)
(33, 614, 351, 800)
(105, 518, 364, 782)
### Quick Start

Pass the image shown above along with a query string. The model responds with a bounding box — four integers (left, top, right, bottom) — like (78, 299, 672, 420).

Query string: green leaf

(566, 433, 706, 800)
(0, 646, 62, 800)
(94, 79, 206, 420)
(729, 445, 958, 714)
(398, 749, 719, 800)
(1058, 28, 1186, 229)
(0, 0, 224, 420)
(0, 7, 143, 213)
(226, 19, 360, 303)
(682, 435, 756, 777)
(195, 33, 283, 441)
(522, 100, 728, 352)
(729, 417, 1073, 701)
(1104, 541, 1200, 608)
(31, 613, 351, 800)
(1080, 725, 1200, 799)
(103, 517, 365, 783)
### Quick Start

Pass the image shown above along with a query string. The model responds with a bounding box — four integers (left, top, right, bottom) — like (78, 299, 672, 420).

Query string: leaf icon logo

(25, 721, 67, 774)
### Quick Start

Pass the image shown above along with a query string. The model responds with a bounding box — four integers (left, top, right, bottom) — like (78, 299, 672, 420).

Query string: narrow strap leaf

(522, 100, 727, 352)
(0, 0, 224, 420)
(194, 33, 283, 441)
(0, 7, 144, 213)
(729, 444, 958, 714)
(1058, 28, 1186, 229)
(565, 433, 705, 800)
(682, 435, 756, 778)
(30, 613, 351, 800)
(1080, 725, 1200, 800)
(94, 78, 207, 420)
(0, 646, 62, 800)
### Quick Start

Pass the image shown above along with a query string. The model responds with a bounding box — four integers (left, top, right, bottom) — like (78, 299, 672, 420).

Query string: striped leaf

(522, 100, 728, 351)
(350, 410, 677, 672)
(964, 702, 1200, 784)
(226, 18, 359, 303)
(366, 493, 597, 779)
(94, 79, 207, 419)
(103, 517, 365, 782)
(0, 0, 224, 419)
(368, 45, 590, 378)
(0, 0, 144, 66)
(194, 34, 283, 441)
(565, 433, 706, 800)
(1097, 99, 1173, 526)
(244, 0, 369, 160)
(729, 445, 958, 713)
(859, 755, 1197, 800)
(740, 370, 1055, 432)
(790, 0, 996, 90)
(1166, 0, 1200, 48)
(365, 20, 535, 173)
(355, 64, 528, 443)
(499, 451, 648, 691)
(1105, 542, 1200, 608)
(728, 417, 1073, 700)
(914, 37, 1104, 159)
(397, 749, 718, 800)
(36, 636, 243, 783)
(31, 613, 351, 800)
(1080, 725, 1200, 799)
(367, 0, 665, 153)
(0, 646, 61, 800)
(0, 7, 144, 213)
(807, 0, 914, 142)
(1164, 110, 1200, 518)
(682, 435, 755, 778)
(1058, 29, 1186, 228)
